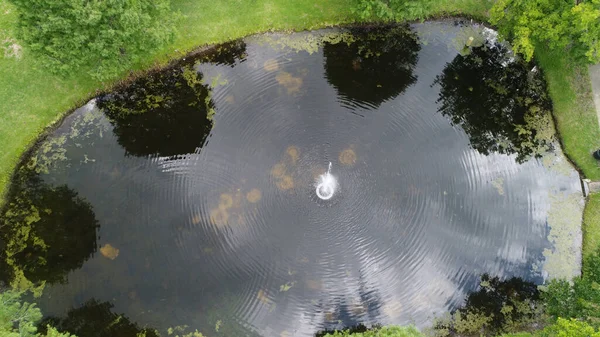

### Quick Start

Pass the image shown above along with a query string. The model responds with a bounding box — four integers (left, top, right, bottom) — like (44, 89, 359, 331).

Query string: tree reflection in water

(433, 41, 554, 163)
(323, 25, 421, 109)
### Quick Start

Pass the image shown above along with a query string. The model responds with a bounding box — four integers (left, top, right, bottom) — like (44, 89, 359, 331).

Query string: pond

(0, 21, 584, 336)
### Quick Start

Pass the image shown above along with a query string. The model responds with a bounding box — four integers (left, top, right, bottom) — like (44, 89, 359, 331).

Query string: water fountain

(316, 162, 337, 200)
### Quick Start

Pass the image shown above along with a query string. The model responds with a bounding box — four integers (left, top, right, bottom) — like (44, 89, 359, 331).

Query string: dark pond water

(1, 22, 583, 337)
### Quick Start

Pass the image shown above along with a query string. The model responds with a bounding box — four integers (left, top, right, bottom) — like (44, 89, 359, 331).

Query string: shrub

(490, 0, 600, 63)
(8, 0, 176, 79)
(351, 0, 434, 21)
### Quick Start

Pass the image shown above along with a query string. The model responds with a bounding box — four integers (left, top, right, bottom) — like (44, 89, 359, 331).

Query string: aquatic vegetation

(256, 289, 271, 305)
(339, 147, 357, 166)
(276, 71, 303, 95)
(279, 281, 296, 292)
(491, 177, 505, 196)
(99, 244, 119, 260)
(198, 40, 247, 68)
(434, 40, 555, 163)
(543, 193, 584, 280)
(255, 31, 355, 55)
(323, 26, 420, 108)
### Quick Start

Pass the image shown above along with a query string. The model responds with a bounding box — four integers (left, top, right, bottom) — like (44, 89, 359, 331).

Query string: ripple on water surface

(3, 21, 583, 336)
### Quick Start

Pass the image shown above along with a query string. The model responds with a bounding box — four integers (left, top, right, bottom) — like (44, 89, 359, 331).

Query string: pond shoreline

(1, 7, 596, 280)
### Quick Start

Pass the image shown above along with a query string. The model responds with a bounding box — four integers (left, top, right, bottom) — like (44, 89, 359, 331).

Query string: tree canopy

(490, 0, 600, 63)
(351, 0, 434, 21)
(9, 0, 176, 79)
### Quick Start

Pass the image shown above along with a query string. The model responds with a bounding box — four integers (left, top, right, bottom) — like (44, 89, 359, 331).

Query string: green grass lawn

(583, 193, 600, 263)
(535, 48, 600, 181)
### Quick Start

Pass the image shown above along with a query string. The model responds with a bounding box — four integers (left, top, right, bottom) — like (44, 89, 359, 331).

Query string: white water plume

(315, 162, 337, 200)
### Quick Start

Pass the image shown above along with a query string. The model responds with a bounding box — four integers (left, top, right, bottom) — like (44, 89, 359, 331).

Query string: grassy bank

(0, 0, 492, 206)
(583, 193, 600, 263)
(534, 47, 600, 264)
(535, 48, 600, 181)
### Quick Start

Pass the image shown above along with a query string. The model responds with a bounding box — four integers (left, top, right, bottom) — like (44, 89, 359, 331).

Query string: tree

(351, 0, 434, 21)
(323, 26, 420, 109)
(433, 41, 555, 163)
(0, 289, 74, 337)
(490, 0, 600, 63)
(96, 64, 214, 157)
(9, 0, 176, 79)
(541, 318, 600, 337)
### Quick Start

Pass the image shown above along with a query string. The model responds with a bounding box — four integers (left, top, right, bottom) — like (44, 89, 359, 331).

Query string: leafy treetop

(9, 0, 176, 80)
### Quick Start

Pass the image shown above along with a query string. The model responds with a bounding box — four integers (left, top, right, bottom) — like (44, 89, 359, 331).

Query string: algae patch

(542, 192, 584, 280)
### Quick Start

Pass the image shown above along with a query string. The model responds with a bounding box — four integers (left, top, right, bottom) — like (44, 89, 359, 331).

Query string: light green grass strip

(535, 48, 600, 181)
(583, 193, 600, 263)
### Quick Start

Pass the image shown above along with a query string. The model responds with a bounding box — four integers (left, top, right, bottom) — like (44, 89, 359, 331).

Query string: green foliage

(322, 326, 424, 336)
(490, 0, 600, 64)
(543, 246, 600, 327)
(351, 0, 434, 21)
(539, 318, 600, 337)
(0, 289, 74, 337)
(8, 0, 176, 79)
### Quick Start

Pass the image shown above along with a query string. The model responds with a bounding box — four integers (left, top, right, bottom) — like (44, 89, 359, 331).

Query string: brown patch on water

(305, 279, 323, 290)
(257, 289, 271, 304)
(219, 193, 233, 209)
(191, 214, 201, 225)
(210, 208, 229, 227)
(263, 59, 279, 71)
(224, 95, 235, 104)
(286, 146, 299, 164)
(276, 175, 294, 191)
(100, 244, 120, 260)
(246, 188, 262, 203)
(311, 166, 326, 180)
(271, 163, 286, 178)
(276, 71, 303, 94)
(339, 147, 357, 166)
